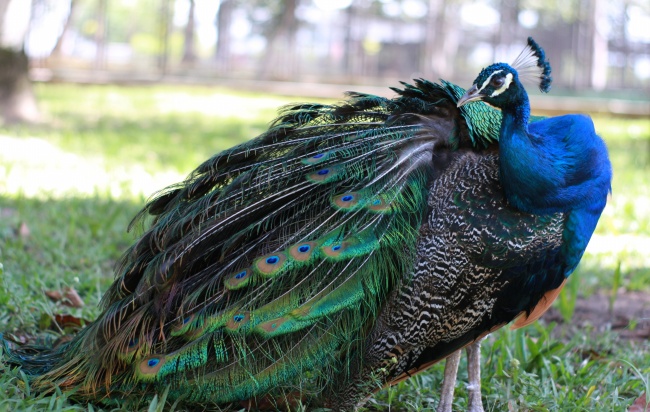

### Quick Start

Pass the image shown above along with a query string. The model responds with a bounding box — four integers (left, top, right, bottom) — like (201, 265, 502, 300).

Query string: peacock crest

(511, 36, 552, 93)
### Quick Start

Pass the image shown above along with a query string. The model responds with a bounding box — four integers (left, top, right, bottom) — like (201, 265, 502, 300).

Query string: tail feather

(3, 79, 504, 406)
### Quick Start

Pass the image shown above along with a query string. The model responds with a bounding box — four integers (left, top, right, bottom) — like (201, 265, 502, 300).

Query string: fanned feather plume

(511, 36, 552, 92)
(3, 79, 505, 409)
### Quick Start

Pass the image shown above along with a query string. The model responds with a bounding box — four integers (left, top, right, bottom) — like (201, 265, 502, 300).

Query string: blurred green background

(0, 0, 649, 410)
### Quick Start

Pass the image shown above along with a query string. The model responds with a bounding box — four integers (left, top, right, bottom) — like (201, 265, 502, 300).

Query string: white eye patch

(490, 73, 513, 97)
(478, 70, 502, 93)
(476, 70, 513, 98)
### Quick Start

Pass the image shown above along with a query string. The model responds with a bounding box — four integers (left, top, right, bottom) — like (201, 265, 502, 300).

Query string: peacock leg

(436, 349, 461, 412)
(466, 340, 485, 412)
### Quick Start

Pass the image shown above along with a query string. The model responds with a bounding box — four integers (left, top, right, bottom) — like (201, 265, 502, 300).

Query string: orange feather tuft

(511, 278, 568, 330)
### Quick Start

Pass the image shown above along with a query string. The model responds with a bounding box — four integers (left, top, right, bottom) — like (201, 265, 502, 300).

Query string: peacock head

(457, 37, 552, 110)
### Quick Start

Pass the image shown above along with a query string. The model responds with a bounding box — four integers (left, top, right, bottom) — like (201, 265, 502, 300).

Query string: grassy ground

(0, 83, 648, 411)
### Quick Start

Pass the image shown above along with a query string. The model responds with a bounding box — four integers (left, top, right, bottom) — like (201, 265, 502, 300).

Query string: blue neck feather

(497, 87, 552, 214)
(497, 83, 610, 215)
(496, 79, 612, 275)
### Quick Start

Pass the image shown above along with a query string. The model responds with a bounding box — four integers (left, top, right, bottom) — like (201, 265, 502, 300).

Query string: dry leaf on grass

(44, 286, 85, 308)
(39, 313, 89, 332)
(53, 314, 88, 329)
(62, 287, 85, 307)
(18, 222, 30, 239)
(44, 290, 63, 301)
(628, 393, 648, 412)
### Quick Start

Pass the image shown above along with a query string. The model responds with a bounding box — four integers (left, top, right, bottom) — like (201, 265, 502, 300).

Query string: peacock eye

(490, 76, 505, 88)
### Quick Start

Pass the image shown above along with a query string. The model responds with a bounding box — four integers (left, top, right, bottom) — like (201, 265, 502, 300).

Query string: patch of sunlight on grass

(593, 115, 650, 141)
(585, 234, 650, 287)
(587, 233, 650, 256)
(153, 91, 297, 119)
(0, 135, 184, 199)
(598, 193, 650, 235)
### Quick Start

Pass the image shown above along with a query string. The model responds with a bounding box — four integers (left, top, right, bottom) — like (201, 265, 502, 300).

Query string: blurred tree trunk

(343, 4, 362, 77)
(158, 0, 171, 74)
(0, 0, 7, 23)
(574, 0, 593, 89)
(182, 0, 196, 64)
(439, 4, 460, 79)
(215, 0, 234, 73)
(421, 0, 442, 78)
(257, 0, 298, 80)
(422, 0, 460, 80)
(495, 0, 519, 61)
(94, 0, 107, 69)
(0, 0, 40, 124)
(51, 0, 78, 58)
(590, 0, 608, 90)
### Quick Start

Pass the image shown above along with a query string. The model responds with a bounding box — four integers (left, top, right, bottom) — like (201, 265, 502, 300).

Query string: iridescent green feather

(2, 78, 509, 408)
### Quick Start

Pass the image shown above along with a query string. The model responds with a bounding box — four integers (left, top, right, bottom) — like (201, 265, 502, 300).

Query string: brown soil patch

(543, 290, 650, 340)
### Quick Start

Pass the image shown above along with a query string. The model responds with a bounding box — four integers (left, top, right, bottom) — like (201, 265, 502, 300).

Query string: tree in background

(51, 0, 78, 58)
(21, 0, 650, 91)
(182, 0, 196, 64)
(94, 0, 107, 69)
(257, 0, 299, 80)
(0, 0, 40, 124)
(421, 0, 460, 80)
(214, 0, 234, 73)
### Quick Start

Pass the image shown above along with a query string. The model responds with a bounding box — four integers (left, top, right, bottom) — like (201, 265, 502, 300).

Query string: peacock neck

(496, 92, 551, 214)
(499, 92, 531, 135)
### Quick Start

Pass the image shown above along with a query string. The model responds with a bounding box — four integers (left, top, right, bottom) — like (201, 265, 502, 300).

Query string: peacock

(3, 38, 611, 411)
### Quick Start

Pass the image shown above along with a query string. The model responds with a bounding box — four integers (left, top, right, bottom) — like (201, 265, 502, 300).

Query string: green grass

(0, 83, 648, 411)
(366, 324, 650, 411)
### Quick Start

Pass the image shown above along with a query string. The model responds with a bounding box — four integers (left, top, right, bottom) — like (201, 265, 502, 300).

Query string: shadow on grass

(0, 195, 143, 329)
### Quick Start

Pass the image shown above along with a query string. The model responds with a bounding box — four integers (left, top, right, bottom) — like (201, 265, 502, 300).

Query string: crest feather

(511, 37, 552, 93)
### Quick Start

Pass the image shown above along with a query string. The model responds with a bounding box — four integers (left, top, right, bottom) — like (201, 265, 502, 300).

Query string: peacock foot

(436, 340, 486, 412)
(436, 350, 461, 412)
(466, 340, 485, 412)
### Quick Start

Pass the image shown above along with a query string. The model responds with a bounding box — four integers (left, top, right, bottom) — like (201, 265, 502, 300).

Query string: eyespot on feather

(302, 152, 330, 165)
(288, 241, 318, 262)
(224, 268, 252, 290)
(225, 311, 251, 331)
(332, 192, 362, 209)
(255, 316, 289, 335)
(171, 314, 196, 336)
(184, 308, 240, 338)
(367, 197, 393, 213)
(322, 242, 347, 258)
(138, 355, 166, 377)
(254, 252, 288, 276)
(306, 165, 341, 183)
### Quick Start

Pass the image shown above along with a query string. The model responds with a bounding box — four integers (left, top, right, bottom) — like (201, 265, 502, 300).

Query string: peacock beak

(457, 85, 483, 107)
